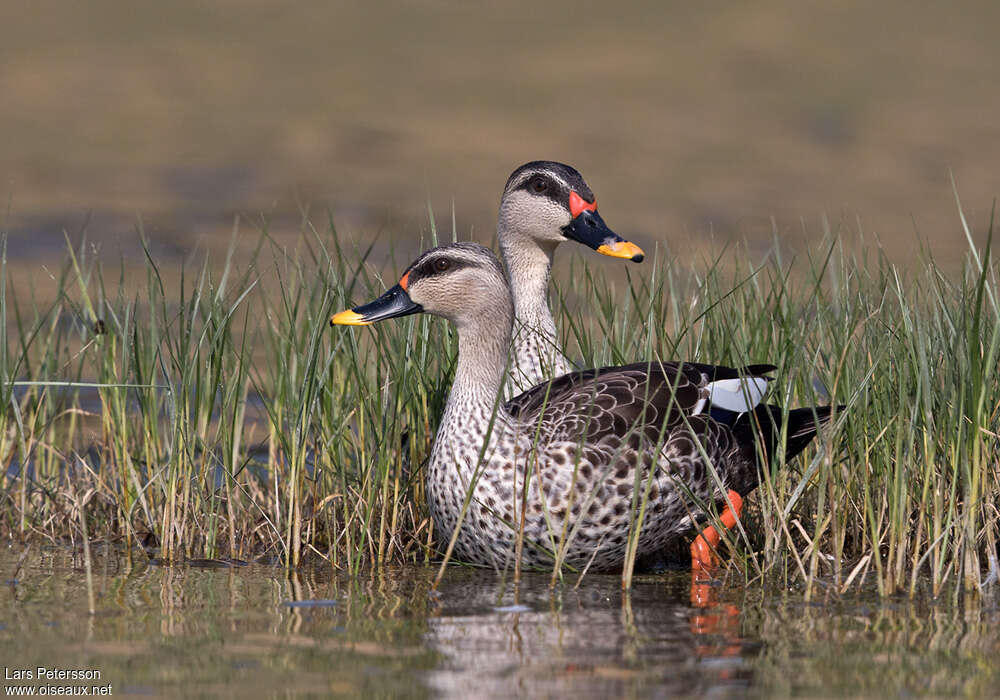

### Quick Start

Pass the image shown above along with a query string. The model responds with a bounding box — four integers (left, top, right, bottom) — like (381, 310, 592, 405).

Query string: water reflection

(2, 547, 999, 697)
(425, 571, 753, 697)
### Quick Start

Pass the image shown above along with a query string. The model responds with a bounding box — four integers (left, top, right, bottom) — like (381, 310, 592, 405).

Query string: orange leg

(690, 490, 744, 607)
(690, 490, 744, 572)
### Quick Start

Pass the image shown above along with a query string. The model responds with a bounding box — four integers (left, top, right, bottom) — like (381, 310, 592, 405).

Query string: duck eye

(433, 258, 451, 273)
(530, 177, 548, 193)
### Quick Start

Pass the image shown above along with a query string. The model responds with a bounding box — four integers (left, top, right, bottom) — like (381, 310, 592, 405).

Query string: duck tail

(734, 404, 841, 466)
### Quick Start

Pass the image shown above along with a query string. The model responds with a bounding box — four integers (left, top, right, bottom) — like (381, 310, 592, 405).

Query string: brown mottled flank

(350, 242, 832, 571)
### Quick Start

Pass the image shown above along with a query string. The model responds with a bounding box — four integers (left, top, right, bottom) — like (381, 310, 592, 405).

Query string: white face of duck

(498, 161, 645, 262)
(330, 243, 510, 328)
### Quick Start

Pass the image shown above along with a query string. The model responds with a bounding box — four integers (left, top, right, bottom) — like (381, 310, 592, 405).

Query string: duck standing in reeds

(332, 243, 834, 572)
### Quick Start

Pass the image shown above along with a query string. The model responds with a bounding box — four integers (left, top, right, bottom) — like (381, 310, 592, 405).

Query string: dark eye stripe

(504, 161, 595, 203)
(407, 256, 473, 286)
(516, 174, 567, 207)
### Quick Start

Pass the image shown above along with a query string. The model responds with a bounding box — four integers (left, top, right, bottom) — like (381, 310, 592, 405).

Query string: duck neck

(445, 296, 515, 415)
(498, 230, 573, 393)
(499, 235, 559, 344)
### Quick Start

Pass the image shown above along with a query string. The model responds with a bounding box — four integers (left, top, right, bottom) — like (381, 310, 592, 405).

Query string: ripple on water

(1, 546, 998, 698)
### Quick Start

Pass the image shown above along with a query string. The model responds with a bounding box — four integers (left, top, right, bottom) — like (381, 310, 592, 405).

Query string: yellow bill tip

(596, 240, 645, 262)
(329, 309, 370, 326)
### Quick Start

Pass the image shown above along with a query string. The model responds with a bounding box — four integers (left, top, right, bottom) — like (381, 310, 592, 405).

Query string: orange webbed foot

(690, 490, 744, 573)
(690, 490, 743, 607)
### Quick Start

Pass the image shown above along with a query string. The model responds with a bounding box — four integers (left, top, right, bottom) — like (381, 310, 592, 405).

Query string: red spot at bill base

(569, 191, 597, 218)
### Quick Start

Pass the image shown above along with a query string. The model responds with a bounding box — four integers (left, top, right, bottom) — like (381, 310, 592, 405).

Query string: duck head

(498, 161, 644, 262)
(331, 242, 511, 328)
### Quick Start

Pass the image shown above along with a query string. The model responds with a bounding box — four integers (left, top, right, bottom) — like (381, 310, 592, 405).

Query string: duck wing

(505, 361, 777, 446)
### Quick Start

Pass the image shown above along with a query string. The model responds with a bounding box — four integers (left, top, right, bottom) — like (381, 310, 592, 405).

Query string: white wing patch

(706, 377, 770, 413)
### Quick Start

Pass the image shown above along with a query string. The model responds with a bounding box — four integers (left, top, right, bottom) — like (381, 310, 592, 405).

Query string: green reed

(1, 201, 997, 596)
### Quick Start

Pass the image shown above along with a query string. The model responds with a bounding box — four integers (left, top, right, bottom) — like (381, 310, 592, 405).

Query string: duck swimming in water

(333, 242, 834, 571)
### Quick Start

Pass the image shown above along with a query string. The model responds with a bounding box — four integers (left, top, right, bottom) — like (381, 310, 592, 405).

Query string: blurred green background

(2, 0, 998, 288)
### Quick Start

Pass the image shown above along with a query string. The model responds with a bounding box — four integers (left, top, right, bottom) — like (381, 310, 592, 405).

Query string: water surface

(2, 546, 998, 698)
